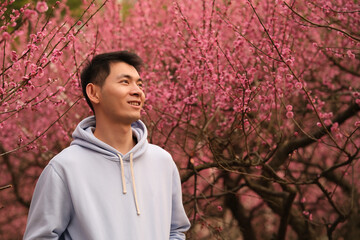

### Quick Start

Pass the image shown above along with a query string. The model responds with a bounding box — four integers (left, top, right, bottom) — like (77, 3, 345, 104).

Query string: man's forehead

(109, 62, 140, 77)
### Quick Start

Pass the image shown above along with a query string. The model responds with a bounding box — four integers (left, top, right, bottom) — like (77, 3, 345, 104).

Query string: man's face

(96, 61, 145, 125)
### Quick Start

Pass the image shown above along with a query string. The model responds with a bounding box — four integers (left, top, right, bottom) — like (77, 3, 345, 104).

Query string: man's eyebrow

(117, 74, 142, 82)
(117, 74, 132, 79)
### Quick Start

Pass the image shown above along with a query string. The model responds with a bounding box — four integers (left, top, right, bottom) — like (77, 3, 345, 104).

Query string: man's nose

(130, 83, 143, 96)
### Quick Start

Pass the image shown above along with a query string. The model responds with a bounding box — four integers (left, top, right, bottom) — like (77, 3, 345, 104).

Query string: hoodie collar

(70, 116, 148, 161)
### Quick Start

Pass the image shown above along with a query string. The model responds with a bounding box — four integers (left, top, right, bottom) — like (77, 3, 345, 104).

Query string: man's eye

(120, 80, 129, 84)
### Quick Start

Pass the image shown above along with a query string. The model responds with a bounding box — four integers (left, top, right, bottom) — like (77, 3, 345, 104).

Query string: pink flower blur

(286, 111, 294, 119)
(36, 1, 48, 13)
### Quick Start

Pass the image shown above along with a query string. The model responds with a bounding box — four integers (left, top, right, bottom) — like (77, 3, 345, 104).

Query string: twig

(0, 97, 81, 157)
(0, 184, 12, 191)
(284, 1, 360, 42)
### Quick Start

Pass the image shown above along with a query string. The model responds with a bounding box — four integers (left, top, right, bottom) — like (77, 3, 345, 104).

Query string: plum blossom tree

(0, 0, 359, 239)
(0, 0, 109, 237)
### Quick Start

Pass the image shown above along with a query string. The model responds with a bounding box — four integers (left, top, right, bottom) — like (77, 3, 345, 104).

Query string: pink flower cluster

(36, 1, 48, 13)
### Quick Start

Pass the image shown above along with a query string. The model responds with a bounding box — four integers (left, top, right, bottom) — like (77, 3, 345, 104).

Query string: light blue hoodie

(23, 116, 190, 240)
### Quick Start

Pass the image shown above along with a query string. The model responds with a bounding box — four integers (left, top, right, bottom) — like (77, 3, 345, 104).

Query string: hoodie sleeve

(23, 164, 73, 240)
(169, 165, 191, 240)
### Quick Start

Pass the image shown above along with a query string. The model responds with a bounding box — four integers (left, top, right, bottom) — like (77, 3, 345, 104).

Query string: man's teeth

(129, 102, 140, 106)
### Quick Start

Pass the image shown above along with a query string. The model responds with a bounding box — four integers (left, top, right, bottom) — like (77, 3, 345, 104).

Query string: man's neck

(93, 116, 136, 155)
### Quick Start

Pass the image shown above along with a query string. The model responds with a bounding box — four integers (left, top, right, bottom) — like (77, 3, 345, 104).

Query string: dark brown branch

(270, 102, 360, 170)
(224, 173, 256, 240)
(324, 53, 360, 77)
(278, 191, 296, 240)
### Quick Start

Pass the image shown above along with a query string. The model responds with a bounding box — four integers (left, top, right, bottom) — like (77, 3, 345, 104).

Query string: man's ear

(86, 83, 101, 105)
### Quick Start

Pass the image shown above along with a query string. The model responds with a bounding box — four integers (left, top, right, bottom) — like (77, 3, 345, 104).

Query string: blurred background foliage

(6, 0, 82, 16)
(4, 0, 134, 19)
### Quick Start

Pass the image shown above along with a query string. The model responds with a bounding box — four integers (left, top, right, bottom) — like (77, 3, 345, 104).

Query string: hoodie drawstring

(117, 153, 140, 215)
(118, 154, 127, 194)
(130, 153, 140, 215)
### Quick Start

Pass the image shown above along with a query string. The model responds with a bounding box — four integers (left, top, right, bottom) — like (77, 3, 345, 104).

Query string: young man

(23, 51, 191, 239)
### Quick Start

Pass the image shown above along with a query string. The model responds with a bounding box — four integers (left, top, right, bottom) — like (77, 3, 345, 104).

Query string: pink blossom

(295, 82, 302, 89)
(40, 57, 48, 65)
(2, 32, 10, 41)
(13, 61, 20, 70)
(356, 99, 360, 106)
(331, 122, 339, 132)
(324, 119, 332, 126)
(29, 63, 37, 72)
(23, 9, 38, 20)
(53, 49, 63, 57)
(335, 133, 343, 140)
(286, 105, 293, 111)
(217, 205, 223, 211)
(57, 86, 65, 92)
(27, 43, 38, 52)
(37, 67, 44, 78)
(67, 34, 75, 41)
(30, 33, 37, 42)
(286, 74, 293, 80)
(15, 103, 23, 111)
(36, 1, 48, 13)
(285, 58, 294, 65)
(355, 121, 360, 127)
(50, 56, 58, 63)
(347, 50, 355, 59)
(243, 120, 250, 128)
(286, 111, 294, 119)
(37, 31, 45, 41)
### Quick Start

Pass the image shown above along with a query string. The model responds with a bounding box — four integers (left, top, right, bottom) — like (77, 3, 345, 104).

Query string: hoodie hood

(70, 115, 148, 161)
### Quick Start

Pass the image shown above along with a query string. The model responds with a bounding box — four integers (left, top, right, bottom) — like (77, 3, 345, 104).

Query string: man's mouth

(128, 101, 141, 106)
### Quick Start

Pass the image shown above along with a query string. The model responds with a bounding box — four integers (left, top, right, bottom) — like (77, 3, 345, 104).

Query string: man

(23, 51, 191, 239)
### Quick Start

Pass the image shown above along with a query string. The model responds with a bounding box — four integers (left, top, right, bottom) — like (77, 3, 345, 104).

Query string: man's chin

(126, 115, 141, 124)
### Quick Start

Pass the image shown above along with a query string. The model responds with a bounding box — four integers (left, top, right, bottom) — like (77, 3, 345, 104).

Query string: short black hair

(80, 51, 143, 113)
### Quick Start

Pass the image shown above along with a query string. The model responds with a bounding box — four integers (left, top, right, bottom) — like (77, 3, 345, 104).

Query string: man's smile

(128, 101, 141, 106)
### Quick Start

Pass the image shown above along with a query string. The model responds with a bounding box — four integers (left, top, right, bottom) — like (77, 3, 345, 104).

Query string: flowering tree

(1, 0, 359, 239)
(0, 0, 109, 237)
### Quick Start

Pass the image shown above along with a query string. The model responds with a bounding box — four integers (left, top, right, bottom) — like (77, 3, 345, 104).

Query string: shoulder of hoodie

(47, 144, 93, 169)
(145, 143, 180, 168)
(147, 143, 174, 160)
